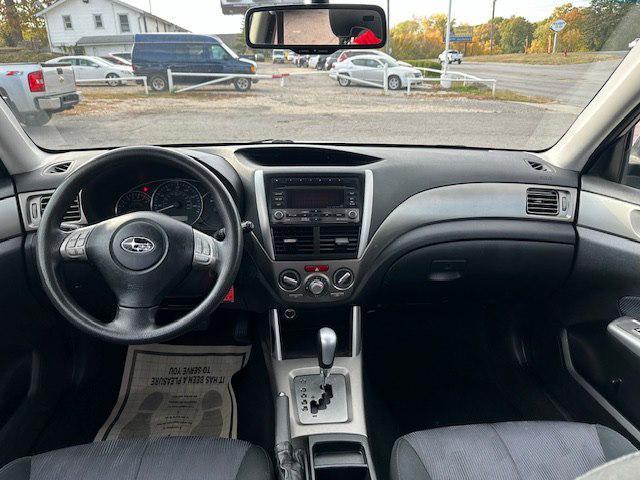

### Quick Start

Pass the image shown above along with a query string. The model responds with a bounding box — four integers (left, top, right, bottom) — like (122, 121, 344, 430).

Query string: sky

(122, 0, 591, 34)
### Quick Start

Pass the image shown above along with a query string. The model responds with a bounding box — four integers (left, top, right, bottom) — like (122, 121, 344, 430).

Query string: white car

(439, 49, 463, 65)
(331, 54, 423, 90)
(45, 55, 134, 87)
(630, 38, 640, 49)
(336, 49, 412, 68)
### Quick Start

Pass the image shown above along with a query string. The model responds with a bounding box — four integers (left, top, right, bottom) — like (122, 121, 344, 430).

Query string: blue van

(132, 33, 257, 92)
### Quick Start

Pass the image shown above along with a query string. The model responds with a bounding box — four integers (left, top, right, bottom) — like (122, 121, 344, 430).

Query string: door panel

(0, 173, 68, 466)
(564, 173, 640, 443)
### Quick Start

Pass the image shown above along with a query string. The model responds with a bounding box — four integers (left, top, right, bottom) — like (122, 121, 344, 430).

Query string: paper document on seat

(95, 344, 250, 441)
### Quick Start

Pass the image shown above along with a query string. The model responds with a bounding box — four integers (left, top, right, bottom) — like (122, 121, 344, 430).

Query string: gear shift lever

(317, 327, 337, 389)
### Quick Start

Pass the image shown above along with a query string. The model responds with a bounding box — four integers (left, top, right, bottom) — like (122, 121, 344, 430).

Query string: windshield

(0, 0, 636, 151)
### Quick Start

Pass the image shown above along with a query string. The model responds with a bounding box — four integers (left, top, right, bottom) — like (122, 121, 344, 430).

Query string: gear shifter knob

(318, 327, 337, 388)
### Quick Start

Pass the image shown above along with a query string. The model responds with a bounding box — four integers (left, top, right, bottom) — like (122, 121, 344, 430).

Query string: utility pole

(489, 0, 497, 55)
(387, 0, 391, 54)
(443, 0, 453, 77)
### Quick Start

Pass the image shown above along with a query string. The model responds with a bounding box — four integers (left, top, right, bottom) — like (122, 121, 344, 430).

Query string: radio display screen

(287, 188, 344, 209)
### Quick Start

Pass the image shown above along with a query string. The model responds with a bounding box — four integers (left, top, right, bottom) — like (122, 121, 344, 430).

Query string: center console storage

(308, 435, 376, 480)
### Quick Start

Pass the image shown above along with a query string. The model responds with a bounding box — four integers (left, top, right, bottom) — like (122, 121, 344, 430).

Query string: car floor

(30, 309, 274, 458)
(362, 303, 573, 480)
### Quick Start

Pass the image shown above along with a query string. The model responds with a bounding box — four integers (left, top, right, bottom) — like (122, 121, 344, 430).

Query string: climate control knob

(306, 276, 327, 296)
(279, 270, 301, 291)
(333, 268, 354, 290)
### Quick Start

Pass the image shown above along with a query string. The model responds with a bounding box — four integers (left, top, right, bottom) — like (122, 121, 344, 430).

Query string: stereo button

(273, 211, 285, 220)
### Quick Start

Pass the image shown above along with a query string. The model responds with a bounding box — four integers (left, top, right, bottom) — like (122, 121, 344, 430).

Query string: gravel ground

(25, 64, 584, 151)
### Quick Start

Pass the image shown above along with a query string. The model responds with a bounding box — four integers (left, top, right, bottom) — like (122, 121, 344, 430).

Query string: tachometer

(151, 180, 203, 225)
(115, 191, 151, 215)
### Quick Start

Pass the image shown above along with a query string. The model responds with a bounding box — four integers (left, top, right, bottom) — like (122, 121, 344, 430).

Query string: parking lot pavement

(25, 63, 579, 151)
(453, 59, 624, 107)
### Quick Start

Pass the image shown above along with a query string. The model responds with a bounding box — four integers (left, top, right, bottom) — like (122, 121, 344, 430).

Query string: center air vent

(526, 188, 559, 216)
(273, 226, 314, 257)
(318, 225, 360, 255)
(272, 225, 361, 259)
(44, 162, 73, 174)
(40, 194, 82, 222)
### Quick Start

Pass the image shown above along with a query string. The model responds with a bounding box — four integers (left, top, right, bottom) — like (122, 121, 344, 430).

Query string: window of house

(118, 14, 131, 33)
(62, 15, 73, 30)
(94, 14, 103, 29)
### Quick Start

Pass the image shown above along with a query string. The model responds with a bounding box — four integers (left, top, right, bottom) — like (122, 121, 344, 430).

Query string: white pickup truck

(0, 62, 79, 127)
(439, 49, 463, 65)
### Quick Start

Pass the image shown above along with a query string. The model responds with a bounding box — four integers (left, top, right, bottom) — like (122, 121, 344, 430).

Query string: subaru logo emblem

(121, 236, 155, 253)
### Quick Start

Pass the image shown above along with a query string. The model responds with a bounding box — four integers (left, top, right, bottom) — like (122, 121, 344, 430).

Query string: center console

(268, 307, 376, 480)
(255, 170, 373, 306)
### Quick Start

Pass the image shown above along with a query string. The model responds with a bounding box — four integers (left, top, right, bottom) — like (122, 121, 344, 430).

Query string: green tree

(582, 0, 640, 51)
(422, 13, 452, 42)
(0, 0, 23, 46)
(498, 16, 535, 53)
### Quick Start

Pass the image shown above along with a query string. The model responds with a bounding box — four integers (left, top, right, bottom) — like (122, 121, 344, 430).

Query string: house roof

(36, 0, 188, 32)
(76, 35, 134, 46)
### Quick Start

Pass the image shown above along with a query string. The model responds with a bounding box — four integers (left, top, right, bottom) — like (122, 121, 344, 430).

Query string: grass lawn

(445, 84, 553, 104)
(464, 52, 622, 65)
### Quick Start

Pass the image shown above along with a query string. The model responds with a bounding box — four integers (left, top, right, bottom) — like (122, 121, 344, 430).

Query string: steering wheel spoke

(59, 225, 95, 261)
(112, 305, 159, 332)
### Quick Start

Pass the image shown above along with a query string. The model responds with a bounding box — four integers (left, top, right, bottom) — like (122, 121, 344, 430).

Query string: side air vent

(525, 159, 552, 172)
(273, 226, 314, 257)
(318, 225, 360, 255)
(40, 194, 82, 222)
(43, 162, 73, 174)
(526, 188, 559, 216)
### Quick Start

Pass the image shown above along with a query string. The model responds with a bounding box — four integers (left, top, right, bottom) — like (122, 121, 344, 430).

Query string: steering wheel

(36, 146, 243, 344)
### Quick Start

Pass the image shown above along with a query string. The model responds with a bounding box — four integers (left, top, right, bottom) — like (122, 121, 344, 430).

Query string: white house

(37, 0, 189, 55)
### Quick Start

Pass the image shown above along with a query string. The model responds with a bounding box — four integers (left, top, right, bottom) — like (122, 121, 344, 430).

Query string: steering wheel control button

(193, 230, 216, 267)
(279, 270, 301, 291)
(333, 268, 354, 290)
(306, 276, 328, 296)
(60, 227, 93, 261)
(111, 221, 166, 271)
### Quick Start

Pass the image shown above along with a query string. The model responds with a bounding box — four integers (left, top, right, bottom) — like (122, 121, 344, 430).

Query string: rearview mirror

(245, 4, 386, 54)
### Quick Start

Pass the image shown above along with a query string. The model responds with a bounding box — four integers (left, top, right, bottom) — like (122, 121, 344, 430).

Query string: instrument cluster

(115, 179, 222, 231)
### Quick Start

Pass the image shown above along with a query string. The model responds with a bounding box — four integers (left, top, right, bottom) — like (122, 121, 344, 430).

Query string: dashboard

(12, 145, 581, 310)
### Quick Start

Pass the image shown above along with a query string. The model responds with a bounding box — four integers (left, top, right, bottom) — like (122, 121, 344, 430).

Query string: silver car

(331, 55, 423, 90)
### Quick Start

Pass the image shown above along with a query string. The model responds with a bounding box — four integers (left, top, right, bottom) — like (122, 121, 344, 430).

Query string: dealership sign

(550, 19, 567, 32)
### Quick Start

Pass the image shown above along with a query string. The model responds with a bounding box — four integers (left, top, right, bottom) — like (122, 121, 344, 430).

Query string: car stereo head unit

(269, 176, 361, 225)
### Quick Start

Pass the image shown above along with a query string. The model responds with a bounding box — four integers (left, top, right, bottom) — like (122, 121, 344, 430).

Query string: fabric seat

(0, 436, 273, 480)
(391, 421, 637, 480)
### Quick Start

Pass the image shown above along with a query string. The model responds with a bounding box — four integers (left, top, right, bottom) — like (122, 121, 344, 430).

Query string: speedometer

(151, 180, 203, 225)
